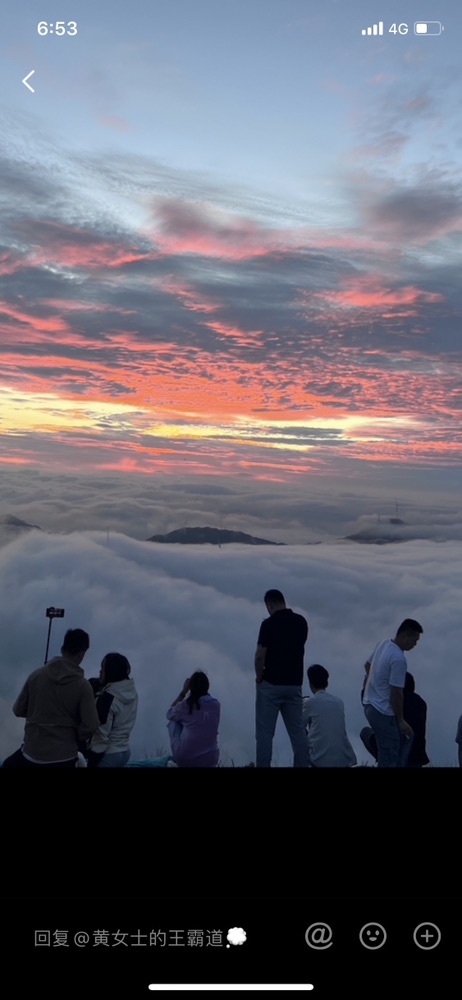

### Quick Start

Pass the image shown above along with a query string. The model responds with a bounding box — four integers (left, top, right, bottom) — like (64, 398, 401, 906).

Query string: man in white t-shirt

(362, 618, 423, 767)
(303, 664, 357, 767)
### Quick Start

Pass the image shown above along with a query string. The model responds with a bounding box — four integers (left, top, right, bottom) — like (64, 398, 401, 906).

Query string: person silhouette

(166, 671, 220, 768)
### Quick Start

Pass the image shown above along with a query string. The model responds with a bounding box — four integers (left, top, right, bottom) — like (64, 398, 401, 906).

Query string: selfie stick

(44, 607, 65, 664)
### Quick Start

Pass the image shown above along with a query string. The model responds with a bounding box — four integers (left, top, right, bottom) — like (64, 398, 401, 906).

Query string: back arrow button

(22, 70, 35, 93)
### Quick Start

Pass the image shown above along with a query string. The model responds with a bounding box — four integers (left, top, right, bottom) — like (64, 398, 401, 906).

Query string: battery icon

(414, 21, 443, 34)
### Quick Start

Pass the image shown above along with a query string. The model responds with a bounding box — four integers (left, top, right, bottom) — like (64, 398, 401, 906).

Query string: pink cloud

(0, 254, 24, 277)
(38, 299, 137, 316)
(203, 320, 263, 348)
(311, 276, 443, 313)
(150, 199, 298, 261)
(99, 116, 134, 132)
(15, 221, 154, 271)
(0, 301, 71, 334)
(160, 279, 220, 315)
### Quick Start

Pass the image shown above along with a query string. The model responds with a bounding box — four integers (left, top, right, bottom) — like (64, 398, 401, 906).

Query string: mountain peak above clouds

(0, 513, 43, 530)
(344, 517, 409, 544)
(147, 526, 285, 545)
(0, 514, 43, 548)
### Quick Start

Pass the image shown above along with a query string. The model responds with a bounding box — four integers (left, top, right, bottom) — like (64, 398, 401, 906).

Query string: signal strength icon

(361, 21, 384, 35)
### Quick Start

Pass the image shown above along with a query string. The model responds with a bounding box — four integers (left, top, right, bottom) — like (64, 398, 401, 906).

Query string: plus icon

(413, 923, 442, 950)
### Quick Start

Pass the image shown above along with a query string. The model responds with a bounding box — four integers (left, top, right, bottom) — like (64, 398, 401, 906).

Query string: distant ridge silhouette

(0, 513, 43, 532)
(344, 517, 408, 545)
(147, 526, 285, 545)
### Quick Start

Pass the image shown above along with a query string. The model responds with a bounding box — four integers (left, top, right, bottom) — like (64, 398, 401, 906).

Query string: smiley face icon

(359, 923, 387, 950)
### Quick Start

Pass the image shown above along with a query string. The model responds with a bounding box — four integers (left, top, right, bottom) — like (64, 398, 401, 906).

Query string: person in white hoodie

(87, 653, 138, 768)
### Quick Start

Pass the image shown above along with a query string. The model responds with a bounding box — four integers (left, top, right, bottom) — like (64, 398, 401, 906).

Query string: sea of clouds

(1, 530, 460, 766)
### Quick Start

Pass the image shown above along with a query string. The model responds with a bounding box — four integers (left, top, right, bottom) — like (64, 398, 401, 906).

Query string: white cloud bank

(0, 531, 460, 766)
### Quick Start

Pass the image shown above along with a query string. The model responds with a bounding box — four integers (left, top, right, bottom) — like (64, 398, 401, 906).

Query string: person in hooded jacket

(86, 652, 138, 768)
(2, 628, 99, 768)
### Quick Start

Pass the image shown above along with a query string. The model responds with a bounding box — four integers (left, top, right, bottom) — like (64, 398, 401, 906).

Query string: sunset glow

(0, 0, 461, 492)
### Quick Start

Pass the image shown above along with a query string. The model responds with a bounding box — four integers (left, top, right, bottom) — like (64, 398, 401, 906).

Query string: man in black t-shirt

(254, 589, 310, 767)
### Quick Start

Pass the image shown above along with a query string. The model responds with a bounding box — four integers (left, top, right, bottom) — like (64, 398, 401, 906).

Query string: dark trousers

(2, 748, 77, 768)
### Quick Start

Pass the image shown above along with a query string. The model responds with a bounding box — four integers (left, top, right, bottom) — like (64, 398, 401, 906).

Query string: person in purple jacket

(167, 671, 220, 768)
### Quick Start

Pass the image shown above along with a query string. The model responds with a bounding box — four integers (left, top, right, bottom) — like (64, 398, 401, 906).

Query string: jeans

(97, 749, 131, 768)
(364, 705, 413, 768)
(255, 681, 310, 767)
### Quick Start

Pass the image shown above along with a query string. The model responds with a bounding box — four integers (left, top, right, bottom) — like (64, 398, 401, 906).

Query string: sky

(1, 530, 460, 767)
(1, 1, 461, 498)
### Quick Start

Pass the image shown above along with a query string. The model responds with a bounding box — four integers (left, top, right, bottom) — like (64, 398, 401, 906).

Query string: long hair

(187, 671, 210, 713)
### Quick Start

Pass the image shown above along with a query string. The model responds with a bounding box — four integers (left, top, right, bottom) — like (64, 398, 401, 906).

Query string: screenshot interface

(1, 0, 461, 994)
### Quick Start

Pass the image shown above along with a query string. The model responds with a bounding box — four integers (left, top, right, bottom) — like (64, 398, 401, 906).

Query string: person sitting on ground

(86, 653, 138, 768)
(166, 671, 220, 768)
(302, 664, 357, 767)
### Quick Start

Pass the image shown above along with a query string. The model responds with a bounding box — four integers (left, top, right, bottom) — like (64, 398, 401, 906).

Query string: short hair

(264, 589, 285, 605)
(101, 652, 131, 683)
(307, 664, 329, 689)
(397, 619, 423, 636)
(62, 629, 90, 656)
